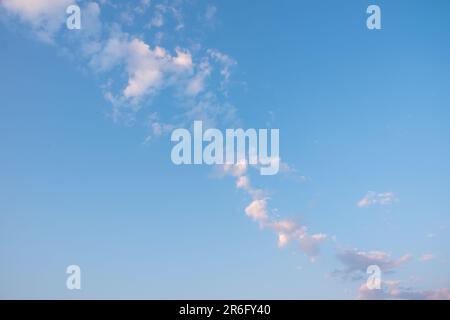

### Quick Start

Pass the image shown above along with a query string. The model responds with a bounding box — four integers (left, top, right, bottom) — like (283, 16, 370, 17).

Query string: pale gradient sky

(1, 0, 449, 299)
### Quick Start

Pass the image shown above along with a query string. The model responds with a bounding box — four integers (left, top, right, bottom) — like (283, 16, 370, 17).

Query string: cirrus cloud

(357, 191, 397, 208)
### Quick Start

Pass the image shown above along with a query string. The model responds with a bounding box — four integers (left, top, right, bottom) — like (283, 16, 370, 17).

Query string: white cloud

(90, 32, 194, 102)
(123, 40, 192, 99)
(357, 191, 397, 208)
(1, 0, 72, 42)
(4, 0, 329, 267)
(1, 0, 70, 22)
(2, 1, 237, 127)
(208, 49, 236, 92)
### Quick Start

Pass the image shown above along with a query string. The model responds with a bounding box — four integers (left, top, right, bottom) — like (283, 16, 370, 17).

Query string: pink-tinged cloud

(220, 161, 327, 259)
(333, 248, 412, 280)
(245, 199, 268, 223)
(357, 282, 450, 300)
(419, 254, 435, 262)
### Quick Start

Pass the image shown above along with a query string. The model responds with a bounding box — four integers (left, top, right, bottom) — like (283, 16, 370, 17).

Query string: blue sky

(1, 0, 450, 299)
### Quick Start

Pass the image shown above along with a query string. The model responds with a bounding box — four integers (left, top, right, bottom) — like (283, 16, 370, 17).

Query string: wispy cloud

(333, 248, 412, 280)
(1, 0, 72, 42)
(1, 1, 236, 128)
(357, 191, 397, 208)
(204, 4, 217, 22)
(207, 49, 236, 94)
(419, 254, 434, 262)
(357, 281, 450, 300)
